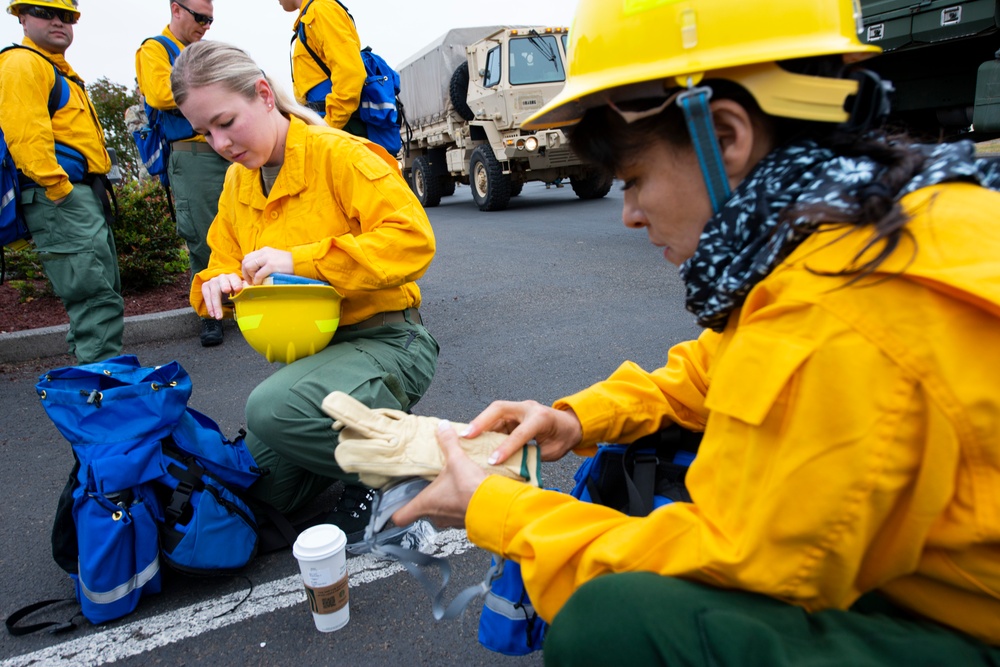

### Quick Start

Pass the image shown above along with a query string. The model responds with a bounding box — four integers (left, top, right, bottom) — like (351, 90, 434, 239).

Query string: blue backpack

(133, 36, 197, 185)
(0, 44, 71, 279)
(28, 356, 262, 626)
(296, 0, 403, 155)
(477, 426, 702, 655)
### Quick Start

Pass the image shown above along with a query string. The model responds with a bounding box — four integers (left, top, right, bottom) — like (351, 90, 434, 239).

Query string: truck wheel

(440, 176, 456, 197)
(411, 156, 442, 208)
(449, 62, 476, 122)
(510, 181, 524, 197)
(470, 145, 511, 212)
(570, 171, 614, 200)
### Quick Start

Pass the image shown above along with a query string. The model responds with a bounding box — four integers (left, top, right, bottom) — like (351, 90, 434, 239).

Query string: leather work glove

(321, 391, 541, 489)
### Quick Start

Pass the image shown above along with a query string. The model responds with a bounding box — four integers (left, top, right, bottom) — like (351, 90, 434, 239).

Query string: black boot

(200, 318, 224, 347)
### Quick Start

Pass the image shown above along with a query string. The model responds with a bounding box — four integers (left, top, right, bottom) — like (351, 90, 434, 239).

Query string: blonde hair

(171, 41, 324, 127)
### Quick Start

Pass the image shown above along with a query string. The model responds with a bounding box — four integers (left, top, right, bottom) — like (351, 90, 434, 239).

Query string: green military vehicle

(859, 0, 1000, 138)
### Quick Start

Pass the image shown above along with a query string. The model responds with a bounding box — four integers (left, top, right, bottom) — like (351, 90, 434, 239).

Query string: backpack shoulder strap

(141, 35, 181, 65)
(296, 0, 332, 78)
(0, 44, 70, 117)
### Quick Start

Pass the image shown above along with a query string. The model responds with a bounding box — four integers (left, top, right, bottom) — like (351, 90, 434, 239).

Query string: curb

(0, 308, 203, 365)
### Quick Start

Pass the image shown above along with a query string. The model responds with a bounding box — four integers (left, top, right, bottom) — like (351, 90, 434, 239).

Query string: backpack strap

(0, 44, 71, 117)
(142, 35, 181, 65)
(295, 0, 332, 79)
(4, 598, 79, 637)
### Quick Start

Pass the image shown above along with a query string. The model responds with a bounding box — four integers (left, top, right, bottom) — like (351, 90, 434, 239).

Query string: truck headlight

(524, 136, 539, 152)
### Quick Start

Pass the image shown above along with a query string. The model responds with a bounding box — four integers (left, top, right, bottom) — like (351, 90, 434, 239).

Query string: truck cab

(398, 26, 612, 212)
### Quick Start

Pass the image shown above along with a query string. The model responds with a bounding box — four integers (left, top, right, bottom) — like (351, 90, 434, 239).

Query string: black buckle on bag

(165, 476, 195, 526)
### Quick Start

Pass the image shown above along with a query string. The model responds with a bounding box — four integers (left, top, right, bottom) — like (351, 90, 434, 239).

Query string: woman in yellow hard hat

(170, 41, 438, 545)
(394, 0, 1000, 662)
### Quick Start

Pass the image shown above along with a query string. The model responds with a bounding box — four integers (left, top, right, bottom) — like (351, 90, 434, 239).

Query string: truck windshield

(509, 34, 565, 85)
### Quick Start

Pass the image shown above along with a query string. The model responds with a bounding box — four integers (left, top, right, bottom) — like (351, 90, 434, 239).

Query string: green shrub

(113, 179, 188, 291)
(3, 178, 187, 301)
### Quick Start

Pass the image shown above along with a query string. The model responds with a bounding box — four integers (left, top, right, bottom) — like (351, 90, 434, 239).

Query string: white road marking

(1, 529, 476, 667)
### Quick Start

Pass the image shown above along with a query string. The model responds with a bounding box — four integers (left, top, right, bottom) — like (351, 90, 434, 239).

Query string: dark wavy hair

(568, 57, 924, 281)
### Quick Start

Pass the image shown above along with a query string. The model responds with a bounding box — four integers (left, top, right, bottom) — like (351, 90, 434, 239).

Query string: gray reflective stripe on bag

(482, 564, 536, 620)
(78, 557, 160, 605)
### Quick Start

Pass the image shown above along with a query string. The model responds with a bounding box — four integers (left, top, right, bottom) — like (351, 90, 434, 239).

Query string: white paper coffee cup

(292, 524, 349, 632)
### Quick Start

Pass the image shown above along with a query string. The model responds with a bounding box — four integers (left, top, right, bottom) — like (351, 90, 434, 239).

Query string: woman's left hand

(392, 420, 489, 529)
(242, 246, 294, 285)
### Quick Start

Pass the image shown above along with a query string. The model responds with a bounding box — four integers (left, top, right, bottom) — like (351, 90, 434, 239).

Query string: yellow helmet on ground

(231, 281, 344, 364)
(523, 0, 881, 130)
(7, 0, 79, 17)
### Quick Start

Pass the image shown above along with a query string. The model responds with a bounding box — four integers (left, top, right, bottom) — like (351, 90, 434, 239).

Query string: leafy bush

(4, 179, 187, 301)
(113, 179, 188, 291)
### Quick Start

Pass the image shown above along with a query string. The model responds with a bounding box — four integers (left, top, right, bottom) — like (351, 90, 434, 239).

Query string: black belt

(347, 308, 422, 331)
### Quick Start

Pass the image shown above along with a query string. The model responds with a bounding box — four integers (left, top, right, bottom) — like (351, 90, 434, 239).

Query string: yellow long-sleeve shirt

(468, 183, 1000, 646)
(0, 38, 110, 201)
(134, 27, 204, 144)
(291, 0, 365, 130)
(190, 117, 433, 325)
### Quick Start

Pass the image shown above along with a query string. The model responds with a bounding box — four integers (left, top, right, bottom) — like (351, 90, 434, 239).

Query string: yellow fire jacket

(134, 27, 205, 144)
(290, 0, 365, 130)
(190, 117, 434, 325)
(0, 38, 110, 201)
(467, 182, 1000, 646)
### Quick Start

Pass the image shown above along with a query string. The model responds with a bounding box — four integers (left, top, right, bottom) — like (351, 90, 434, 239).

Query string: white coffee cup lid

(293, 524, 347, 561)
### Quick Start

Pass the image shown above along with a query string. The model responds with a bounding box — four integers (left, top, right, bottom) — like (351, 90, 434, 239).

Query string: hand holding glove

(321, 391, 541, 489)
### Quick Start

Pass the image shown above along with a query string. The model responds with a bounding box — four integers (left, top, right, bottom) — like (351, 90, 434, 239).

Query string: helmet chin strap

(676, 81, 732, 214)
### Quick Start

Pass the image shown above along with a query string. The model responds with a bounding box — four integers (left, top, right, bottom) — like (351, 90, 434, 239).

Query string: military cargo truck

(859, 0, 1000, 138)
(397, 26, 613, 211)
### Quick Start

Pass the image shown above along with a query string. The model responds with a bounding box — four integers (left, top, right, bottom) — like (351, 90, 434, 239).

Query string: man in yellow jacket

(135, 0, 228, 347)
(281, 0, 367, 136)
(0, 0, 123, 364)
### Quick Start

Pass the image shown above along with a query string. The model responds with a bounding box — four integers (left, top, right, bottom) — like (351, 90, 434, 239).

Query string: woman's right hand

(461, 400, 584, 466)
(201, 273, 244, 320)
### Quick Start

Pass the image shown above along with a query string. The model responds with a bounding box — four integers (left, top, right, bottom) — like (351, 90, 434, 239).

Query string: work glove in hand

(322, 391, 541, 489)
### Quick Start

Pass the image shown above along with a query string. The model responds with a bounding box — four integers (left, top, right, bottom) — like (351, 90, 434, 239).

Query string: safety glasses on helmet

(19, 4, 77, 24)
(174, 1, 213, 26)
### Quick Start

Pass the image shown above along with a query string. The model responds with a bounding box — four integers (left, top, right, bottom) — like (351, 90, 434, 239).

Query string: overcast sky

(0, 1, 579, 95)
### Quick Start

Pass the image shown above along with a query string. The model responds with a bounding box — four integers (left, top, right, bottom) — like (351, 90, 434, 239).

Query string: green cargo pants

(544, 573, 1000, 666)
(166, 144, 229, 280)
(243, 315, 438, 513)
(21, 184, 123, 364)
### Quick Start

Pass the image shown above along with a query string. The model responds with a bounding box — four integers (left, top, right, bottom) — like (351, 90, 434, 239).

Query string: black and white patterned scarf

(680, 139, 1000, 331)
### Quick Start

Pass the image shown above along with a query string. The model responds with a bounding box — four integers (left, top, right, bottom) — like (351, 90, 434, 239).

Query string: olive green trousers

(21, 184, 123, 364)
(166, 145, 229, 280)
(544, 573, 1000, 666)
(243, 315, 438, 513)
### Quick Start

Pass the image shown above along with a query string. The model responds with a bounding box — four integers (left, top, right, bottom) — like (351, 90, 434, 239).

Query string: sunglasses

(20, 5, 78, 24)
(174, 1, 213, 26)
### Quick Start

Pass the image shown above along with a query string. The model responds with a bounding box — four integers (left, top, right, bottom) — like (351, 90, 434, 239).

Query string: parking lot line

(2, 529, 474, 667)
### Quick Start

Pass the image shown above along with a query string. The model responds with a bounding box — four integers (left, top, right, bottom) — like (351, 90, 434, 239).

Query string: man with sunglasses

(135, 0, 228, 348)
(0, 0, 124, 364)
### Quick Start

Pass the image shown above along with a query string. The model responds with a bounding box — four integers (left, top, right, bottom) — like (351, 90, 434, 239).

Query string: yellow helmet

(231, 283, 344, 364)
(7, 0, 79, 18)
(523, 0, 881, 130)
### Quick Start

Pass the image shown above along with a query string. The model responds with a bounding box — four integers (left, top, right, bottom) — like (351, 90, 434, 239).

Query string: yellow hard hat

(523, 0, 881, 130)
(7, 0, 80, 17)
(231, 283, 344, 364)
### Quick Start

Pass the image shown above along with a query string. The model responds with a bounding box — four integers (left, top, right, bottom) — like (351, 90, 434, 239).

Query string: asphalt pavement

(0, 182, 702, 667)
